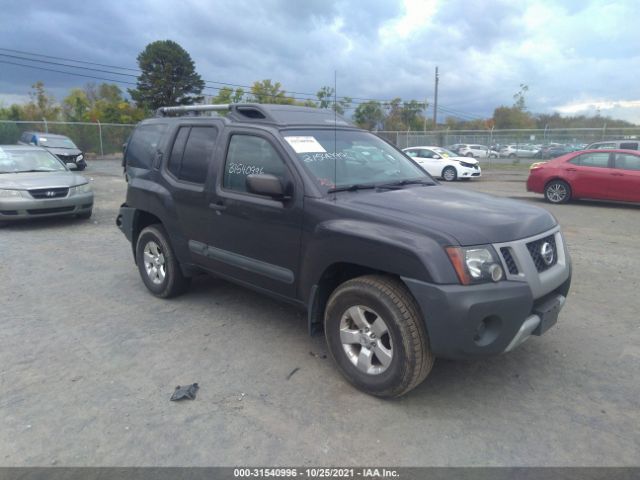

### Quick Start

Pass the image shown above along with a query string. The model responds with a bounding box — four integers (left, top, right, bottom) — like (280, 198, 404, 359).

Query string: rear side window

(619, 142, 638, 150)
(614, 153, 640, 171)
(167, 126, 217, 184)
(125, 123, 168, 169)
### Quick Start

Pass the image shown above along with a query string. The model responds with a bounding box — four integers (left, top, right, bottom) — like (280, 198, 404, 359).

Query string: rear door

(162, 124, 219, 254)
(565, 152, 613, 200)
(610, 152, 640, 202)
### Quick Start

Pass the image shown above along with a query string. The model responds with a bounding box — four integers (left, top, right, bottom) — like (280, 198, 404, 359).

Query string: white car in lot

(403, 146, 481, 181)
(456, 144, 498, 159)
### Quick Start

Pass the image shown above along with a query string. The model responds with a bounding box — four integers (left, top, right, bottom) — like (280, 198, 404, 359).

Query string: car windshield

(38, 136, 77, 148)
(432, 147, 456, 157)
(0, 148, 66, 173)
(282, 129, 433, 192)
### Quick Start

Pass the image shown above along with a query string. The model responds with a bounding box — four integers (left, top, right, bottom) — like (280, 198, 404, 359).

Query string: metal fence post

(97, 120, 104, 157)
(42, 117, 48, 133)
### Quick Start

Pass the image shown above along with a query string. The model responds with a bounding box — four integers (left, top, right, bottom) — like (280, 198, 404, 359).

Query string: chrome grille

(526, 235, 558, 272)
(28, 187, 69, 199)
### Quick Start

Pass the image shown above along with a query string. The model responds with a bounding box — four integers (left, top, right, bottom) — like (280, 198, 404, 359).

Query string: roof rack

(155, 104, 231, 117)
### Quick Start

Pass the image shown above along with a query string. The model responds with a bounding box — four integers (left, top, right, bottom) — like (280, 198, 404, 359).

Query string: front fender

(299, 219, 459, 302)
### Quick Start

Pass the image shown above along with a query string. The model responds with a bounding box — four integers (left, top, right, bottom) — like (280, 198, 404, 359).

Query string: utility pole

(432, 66, 439, 128)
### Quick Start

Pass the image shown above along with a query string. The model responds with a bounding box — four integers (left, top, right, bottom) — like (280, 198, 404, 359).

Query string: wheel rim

(143, 240, 166, 285)
(443, 168, 456, 181)
(546, 183, 567, 203)
(339, 305, 393, 375)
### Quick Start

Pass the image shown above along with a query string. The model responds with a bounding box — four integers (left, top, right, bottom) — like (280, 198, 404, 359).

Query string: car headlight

(0, 189, 24, 198)
(74, 183, 92, 194)
(446, 245, 504, 284)
(76, 154, 84, 161)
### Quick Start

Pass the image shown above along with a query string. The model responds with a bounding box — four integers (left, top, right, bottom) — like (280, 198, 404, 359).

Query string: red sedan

(527, 149, 640, 204)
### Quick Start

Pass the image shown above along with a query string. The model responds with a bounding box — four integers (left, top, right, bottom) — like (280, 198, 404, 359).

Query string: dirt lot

(1, 160, 638, 466)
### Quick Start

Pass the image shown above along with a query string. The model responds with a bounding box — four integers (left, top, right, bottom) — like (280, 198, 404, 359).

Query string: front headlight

(76, 154, 84, 161)
(446, 245, 504, 284)
(0, 189, 24, 198)
(74, 183, 92, 194)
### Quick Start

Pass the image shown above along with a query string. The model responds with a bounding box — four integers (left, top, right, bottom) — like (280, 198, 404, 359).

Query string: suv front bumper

(402, 273, 571, 360)
(402, 227, 572, 360)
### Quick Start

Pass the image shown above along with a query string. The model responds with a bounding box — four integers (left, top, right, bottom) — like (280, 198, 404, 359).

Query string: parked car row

(446, 144, 499, 159)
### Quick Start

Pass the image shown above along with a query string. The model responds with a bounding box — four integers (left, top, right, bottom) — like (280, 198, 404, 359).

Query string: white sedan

(403, 146, 482, 181)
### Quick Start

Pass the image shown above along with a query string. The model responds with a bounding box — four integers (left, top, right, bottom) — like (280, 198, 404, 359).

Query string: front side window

(283, 129, 432, 192)
(614, 153, 640, 171)
(223, 135, 287, 193)
(591, 142, 615, 149)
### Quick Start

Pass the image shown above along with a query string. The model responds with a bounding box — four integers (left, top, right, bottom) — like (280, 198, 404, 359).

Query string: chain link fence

(377, 127, 640, 151)
(2, 120, 639, 161)
(0, 120, 136, 157)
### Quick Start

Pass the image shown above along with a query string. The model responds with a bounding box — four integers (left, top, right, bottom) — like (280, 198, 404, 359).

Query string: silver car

(0, 145, 93, 225)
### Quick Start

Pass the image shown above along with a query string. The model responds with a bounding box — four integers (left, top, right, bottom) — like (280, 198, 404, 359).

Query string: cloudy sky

(1, 0, 639, 123)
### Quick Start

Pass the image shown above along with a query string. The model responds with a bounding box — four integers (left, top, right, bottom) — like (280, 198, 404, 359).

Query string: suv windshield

(0, 148, 66, 173)
(38, 136, 77, 149)
(282, 129, 433, 192)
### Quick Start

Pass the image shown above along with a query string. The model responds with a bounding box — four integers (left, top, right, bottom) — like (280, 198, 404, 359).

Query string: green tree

(353, 101, 384, 130)
(316, 86, 351, 114)
(21, 81, 60, 120)
(129, 40, 205, 111)
(249, 79, 294, 104)
(210, 86, 245, 104)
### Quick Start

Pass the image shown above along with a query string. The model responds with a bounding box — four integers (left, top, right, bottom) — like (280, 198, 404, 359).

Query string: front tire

(544, 180, 571, 204)
(77, 209, 92, 220)
(442, 166, 457, 182)
(324, 275, 434, 398)
(136, 224, 189, 298)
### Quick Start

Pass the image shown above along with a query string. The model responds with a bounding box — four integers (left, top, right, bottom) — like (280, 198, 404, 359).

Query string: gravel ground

(0, 160, 638, 466)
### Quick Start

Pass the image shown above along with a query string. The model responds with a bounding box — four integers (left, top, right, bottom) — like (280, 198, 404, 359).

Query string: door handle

(208, 201, 227, 211)
(566, 168, 577, 172)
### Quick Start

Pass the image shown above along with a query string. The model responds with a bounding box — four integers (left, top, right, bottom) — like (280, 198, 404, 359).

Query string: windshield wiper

(376, 179, 435, 189)
(327, 184, 377, 193)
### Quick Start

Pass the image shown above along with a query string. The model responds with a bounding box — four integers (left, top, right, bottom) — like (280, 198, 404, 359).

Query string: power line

(0, 49, 490, 118)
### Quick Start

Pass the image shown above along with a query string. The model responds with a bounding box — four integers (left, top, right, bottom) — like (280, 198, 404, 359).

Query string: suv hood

(335, 185, 556, 245)
(44, 146, 82, 156)
(0, 171, 86, 189)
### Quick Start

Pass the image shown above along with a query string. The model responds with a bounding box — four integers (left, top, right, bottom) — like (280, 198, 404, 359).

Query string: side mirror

(246, 174, 290, 200)
(433, 155, 441, 159)
(66, 162, 78, 171)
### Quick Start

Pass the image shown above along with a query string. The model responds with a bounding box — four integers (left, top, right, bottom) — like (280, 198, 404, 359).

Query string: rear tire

(544, 180, 571, 204)
(324, 275, 434, 398)
(136, 224, 190, 298)
(465, 152, 474, 157)
(442, 166, 457, 182)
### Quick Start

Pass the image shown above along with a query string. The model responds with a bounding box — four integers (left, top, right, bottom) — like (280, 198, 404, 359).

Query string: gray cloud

(0, 0, 638, 122)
